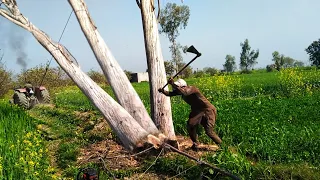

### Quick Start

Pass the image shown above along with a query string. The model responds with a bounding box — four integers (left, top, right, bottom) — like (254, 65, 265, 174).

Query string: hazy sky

(0, 0, 319, 74)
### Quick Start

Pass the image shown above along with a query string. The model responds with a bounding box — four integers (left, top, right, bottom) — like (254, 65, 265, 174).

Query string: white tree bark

(0, 1, 151, 151)
(138, 0, 176, 140)
(68, 0, 159, 135)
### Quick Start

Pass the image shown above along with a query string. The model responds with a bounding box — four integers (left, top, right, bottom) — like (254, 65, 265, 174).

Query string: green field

(1, 68, 320, 179)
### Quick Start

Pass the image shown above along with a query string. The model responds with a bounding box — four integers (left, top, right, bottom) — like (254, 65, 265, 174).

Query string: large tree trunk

(0, 2, 153, 151)
(68, 0, 159, 135)
(138, 0, 176, 140)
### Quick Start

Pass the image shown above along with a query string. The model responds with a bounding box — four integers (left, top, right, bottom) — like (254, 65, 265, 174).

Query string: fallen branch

(163, 143, 241, 180)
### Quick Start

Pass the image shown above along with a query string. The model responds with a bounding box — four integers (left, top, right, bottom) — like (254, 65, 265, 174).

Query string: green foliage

(194, 74, 242, 101)
(278, 68, 305, 96)
(159, 2, 190, 42)
(223, 54, 236, 72)
(53, 87, 98, 111)
(0, 60, 12, 98)
(203, 67, 219, 76)
(0, 101, 56, 180)
(87, 69, 108, 85)
(215, 94, 320, 166)
(282, 56, 296, 68)
(159, 2, 190, 74)
(178, 61, 193, 78)
(272, 51, 284, 71)
(15, 64, 74, 90)
(205, 148, 254, 179)
(293, 60, 305, 67)
(266, 64, 276, 72)
(164, 60, 174, 76)
(305, 38, 320, 67)
(56, 143, 80, 169)
(193, 70, 207, 78)
(123, 70, 133, 81)
(240, 39, 259, 72)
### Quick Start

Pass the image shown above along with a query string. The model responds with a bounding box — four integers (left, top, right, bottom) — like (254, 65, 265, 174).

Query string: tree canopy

(239, 39, 259, 72)
(305, 38, 320, 67)
(223, 54, 236, 73)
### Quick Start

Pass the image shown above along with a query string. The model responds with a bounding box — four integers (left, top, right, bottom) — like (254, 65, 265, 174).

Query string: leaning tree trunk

(68, 0, 159, 135)
(138, 0, 176, 140)
(0, 1, 155, 151)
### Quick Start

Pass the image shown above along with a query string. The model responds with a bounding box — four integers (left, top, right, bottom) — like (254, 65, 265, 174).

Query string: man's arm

(158, 88, 180, 97)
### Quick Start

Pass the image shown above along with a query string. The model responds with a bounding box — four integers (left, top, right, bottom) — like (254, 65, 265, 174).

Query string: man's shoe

(191, 143, 199, 152)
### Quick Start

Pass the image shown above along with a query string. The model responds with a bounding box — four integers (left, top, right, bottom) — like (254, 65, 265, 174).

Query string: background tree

(123, 70, 133, 81)
(271, 51, 284, 71)
(87, 69, 108, 85)
(203, 67, 219, 76)
(282, 56, 295, 68)
(223, 54, 236, 73)
(266, 64, 276, 72)
(239, 39, 259, 72)
(305, 38, 320, 68)
(178, 62, 193, 78)
(164, 61, 174, 76)
(0, 53, 12, 98)
(294, 60, 304, 67)
(14, 64, 74, 89)
(159, 2, 190, 74)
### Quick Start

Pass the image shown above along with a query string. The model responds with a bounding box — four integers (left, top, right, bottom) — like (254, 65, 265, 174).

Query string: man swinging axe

(158, 45, 222, 151)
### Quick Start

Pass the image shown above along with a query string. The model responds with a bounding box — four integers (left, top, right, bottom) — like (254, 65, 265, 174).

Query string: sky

(0, 0, 319, 75)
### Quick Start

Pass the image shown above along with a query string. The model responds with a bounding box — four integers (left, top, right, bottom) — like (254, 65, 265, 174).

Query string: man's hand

(168, 77, 174, 85)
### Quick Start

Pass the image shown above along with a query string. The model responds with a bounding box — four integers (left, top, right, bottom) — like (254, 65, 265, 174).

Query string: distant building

(130, 72, 149, 83)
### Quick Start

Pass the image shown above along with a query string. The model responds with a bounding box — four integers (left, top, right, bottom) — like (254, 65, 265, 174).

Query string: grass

(1, 67, 319, 179)
(0, 100, 56, 180)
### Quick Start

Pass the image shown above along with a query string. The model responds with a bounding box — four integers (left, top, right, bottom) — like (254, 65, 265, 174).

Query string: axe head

(186, 45, 201, 56)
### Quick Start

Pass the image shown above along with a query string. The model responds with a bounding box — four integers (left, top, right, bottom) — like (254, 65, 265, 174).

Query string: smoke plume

(8, 25, 28, 72)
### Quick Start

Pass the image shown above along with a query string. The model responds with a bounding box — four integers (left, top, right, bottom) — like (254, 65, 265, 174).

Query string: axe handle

(162, 53, 201, 89)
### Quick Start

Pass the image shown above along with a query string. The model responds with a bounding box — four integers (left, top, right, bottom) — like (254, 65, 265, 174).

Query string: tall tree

(223, 54, 236, 73)
(305, 39, 320, 68)
(138, 0, 176, 140)
(159, 2, 190, 74)
(239, 39, 259, 72)
(293, 60, 304, 67)
(271, 51, 284, 71)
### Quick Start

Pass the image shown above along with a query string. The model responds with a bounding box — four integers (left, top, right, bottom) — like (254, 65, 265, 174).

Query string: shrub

(0, 60, 12, 98)
(87, 69, 108, 85)
(278, 68, 304, 97)
(15, 64, 74, 90)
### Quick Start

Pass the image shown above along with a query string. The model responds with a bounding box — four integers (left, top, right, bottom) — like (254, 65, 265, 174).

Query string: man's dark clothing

(162, 86, 222, 145)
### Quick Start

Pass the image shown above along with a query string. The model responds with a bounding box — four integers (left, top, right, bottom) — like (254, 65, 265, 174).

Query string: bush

(278, 68, 305, 97)
(266, 64, 276, 72)
(15, 64, 74, 90)
(203, 67, 219, 76)
(87, 69, 108, 85)
(0, 61, 12, 98)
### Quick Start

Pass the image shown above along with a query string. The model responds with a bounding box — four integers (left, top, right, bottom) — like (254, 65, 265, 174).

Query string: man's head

(174, 79, 187, 88)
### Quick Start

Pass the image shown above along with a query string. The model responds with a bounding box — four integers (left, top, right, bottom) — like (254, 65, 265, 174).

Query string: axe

(162, 45, 201, 89)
